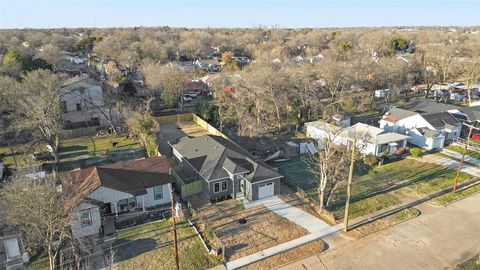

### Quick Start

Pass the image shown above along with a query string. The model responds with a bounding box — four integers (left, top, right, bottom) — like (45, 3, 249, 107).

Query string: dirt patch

(194, 199, 309, 260)
(238, 239, 326, 270)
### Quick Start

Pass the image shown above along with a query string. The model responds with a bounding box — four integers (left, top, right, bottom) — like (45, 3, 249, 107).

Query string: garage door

(258, 182, 274, 199)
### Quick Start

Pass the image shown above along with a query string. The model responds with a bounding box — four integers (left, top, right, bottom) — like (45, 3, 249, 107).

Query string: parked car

(31, 151, 54, 161)
(182, 94, 192, 102)
(187, 92, 198, 98)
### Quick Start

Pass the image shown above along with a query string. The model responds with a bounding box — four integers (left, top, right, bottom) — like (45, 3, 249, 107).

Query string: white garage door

(258, 182, 274, 199)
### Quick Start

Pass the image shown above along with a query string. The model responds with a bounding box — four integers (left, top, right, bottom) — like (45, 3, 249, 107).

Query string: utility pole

(343, 137, 356, 233)
(453, 123, 479, 192)
(169, 183, 180, 270)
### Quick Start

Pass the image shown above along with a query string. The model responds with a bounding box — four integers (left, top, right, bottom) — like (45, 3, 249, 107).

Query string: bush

(363, 155, 378, 167)
(410, 148, 423, 158)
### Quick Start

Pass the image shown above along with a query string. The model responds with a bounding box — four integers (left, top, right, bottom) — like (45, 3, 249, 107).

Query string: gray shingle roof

(422, 112, 460, 129)
(386, 108, 417, 120)
(170, 135, 282, 183)
(402, 100, 480, 121)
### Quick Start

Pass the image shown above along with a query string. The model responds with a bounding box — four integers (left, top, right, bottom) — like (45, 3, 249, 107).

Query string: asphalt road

(278, 192, 480, 270)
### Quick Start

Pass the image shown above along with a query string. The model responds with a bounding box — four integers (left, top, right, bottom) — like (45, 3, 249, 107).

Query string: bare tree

(123, 106, 160, 158)
(307, 133, 350, 210)
(460, 58, 480, 105)
(141, 63, 190, 109)
(0, 175, 72, 270)
(307, 127, 368, 210)
(14, 69, 63, 175)
(39, 43, 62, 70)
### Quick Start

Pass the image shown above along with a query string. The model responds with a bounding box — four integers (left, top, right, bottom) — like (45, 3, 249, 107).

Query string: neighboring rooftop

(384, 107, 417, 121)
(402, 100, 480, 121)
(170, 135, 282, 183)
(340, 123, 384, 141)
(62, 156, 172, 209)
(422, 112, 460, 129)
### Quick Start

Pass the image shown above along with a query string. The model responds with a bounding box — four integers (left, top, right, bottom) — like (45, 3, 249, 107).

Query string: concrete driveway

(278, 191, 480, 270)
(243, 196, 336, 234)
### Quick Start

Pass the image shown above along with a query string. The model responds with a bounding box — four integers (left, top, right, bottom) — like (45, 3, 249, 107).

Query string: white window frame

(153, 185, 163, 200)
(214, 180, 228, 193)
(80, 210, 92, 227)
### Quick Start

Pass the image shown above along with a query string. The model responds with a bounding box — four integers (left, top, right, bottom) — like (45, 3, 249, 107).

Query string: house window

(214, 180, 228, 193)
(118, 197, 136, 211)
(153, 185, 163, 200)
(60, 101, 67, 113)
(222, 181, 227, 191)
(76, 103, 81, 111)
(80, 210, 92, 226)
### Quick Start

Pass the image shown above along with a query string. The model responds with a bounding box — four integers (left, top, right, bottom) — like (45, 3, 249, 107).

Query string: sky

(0, 0, 479, 29)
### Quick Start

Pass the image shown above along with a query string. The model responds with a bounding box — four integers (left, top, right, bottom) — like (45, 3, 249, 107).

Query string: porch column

(142, 196, 145, 212)
(114, 202, 118, 217)
(233, 178, 236, 199)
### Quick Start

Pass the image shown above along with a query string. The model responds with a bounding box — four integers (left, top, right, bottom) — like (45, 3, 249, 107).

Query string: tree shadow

(58, 145, 88, 152)
(59, 151, 89, 160)
(113, 238, 158, 262)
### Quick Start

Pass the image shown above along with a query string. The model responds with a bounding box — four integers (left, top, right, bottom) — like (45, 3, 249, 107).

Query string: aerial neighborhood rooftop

(1, 4, 480, 270)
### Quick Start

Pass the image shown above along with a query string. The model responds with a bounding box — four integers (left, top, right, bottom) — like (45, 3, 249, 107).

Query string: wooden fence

(59, 126, 99, 139)
(170, 167, 203, 198)
(155, 113, 193, 124)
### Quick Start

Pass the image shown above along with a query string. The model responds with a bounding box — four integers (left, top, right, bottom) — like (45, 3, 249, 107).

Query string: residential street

(278, 191, 480, 270)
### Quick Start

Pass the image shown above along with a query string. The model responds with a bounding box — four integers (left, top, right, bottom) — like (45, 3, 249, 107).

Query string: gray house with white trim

(169, 135, 282, 201)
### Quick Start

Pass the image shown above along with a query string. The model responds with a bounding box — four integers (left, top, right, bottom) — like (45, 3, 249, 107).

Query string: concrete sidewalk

(226, 228, 340, 269)
(420, 154, 480, 177)
(442, 148, 480, 166)
(224, 196, 340, 269)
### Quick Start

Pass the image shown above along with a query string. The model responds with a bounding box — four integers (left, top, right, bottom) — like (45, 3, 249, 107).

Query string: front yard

(191, 198, 309, 260)
(274, 157, 475, 221)
(113, 219, 222, 270)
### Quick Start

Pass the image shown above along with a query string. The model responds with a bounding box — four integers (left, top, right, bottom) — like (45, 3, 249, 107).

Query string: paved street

(278, 191, 480, 270)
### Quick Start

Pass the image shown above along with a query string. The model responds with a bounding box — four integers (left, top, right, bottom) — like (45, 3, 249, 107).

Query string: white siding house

(70, 202, 102, 239)
(305, 121, 409, 157)
(380, 108, 461, 150)
(63, 157, 173, 239)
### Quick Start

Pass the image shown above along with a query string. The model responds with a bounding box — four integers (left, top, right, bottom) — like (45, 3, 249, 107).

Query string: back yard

(273, 157, 475, 221)
(0, 135, 144, 172)
(113, 219, 222, 270)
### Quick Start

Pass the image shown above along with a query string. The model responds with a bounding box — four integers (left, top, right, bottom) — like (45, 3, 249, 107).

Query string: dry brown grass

(195, 199, 308, 260)
(238, 239, 326, 270)
(343, 208, 419, 239)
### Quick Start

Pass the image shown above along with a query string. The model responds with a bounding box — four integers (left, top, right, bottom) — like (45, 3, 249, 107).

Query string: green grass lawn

(0, 135, 144, 172)
(114, 219, 222, 270)
(58, 135, 144, 171)
(275, 157, 475, 221)
(25, 254, 49, 270)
